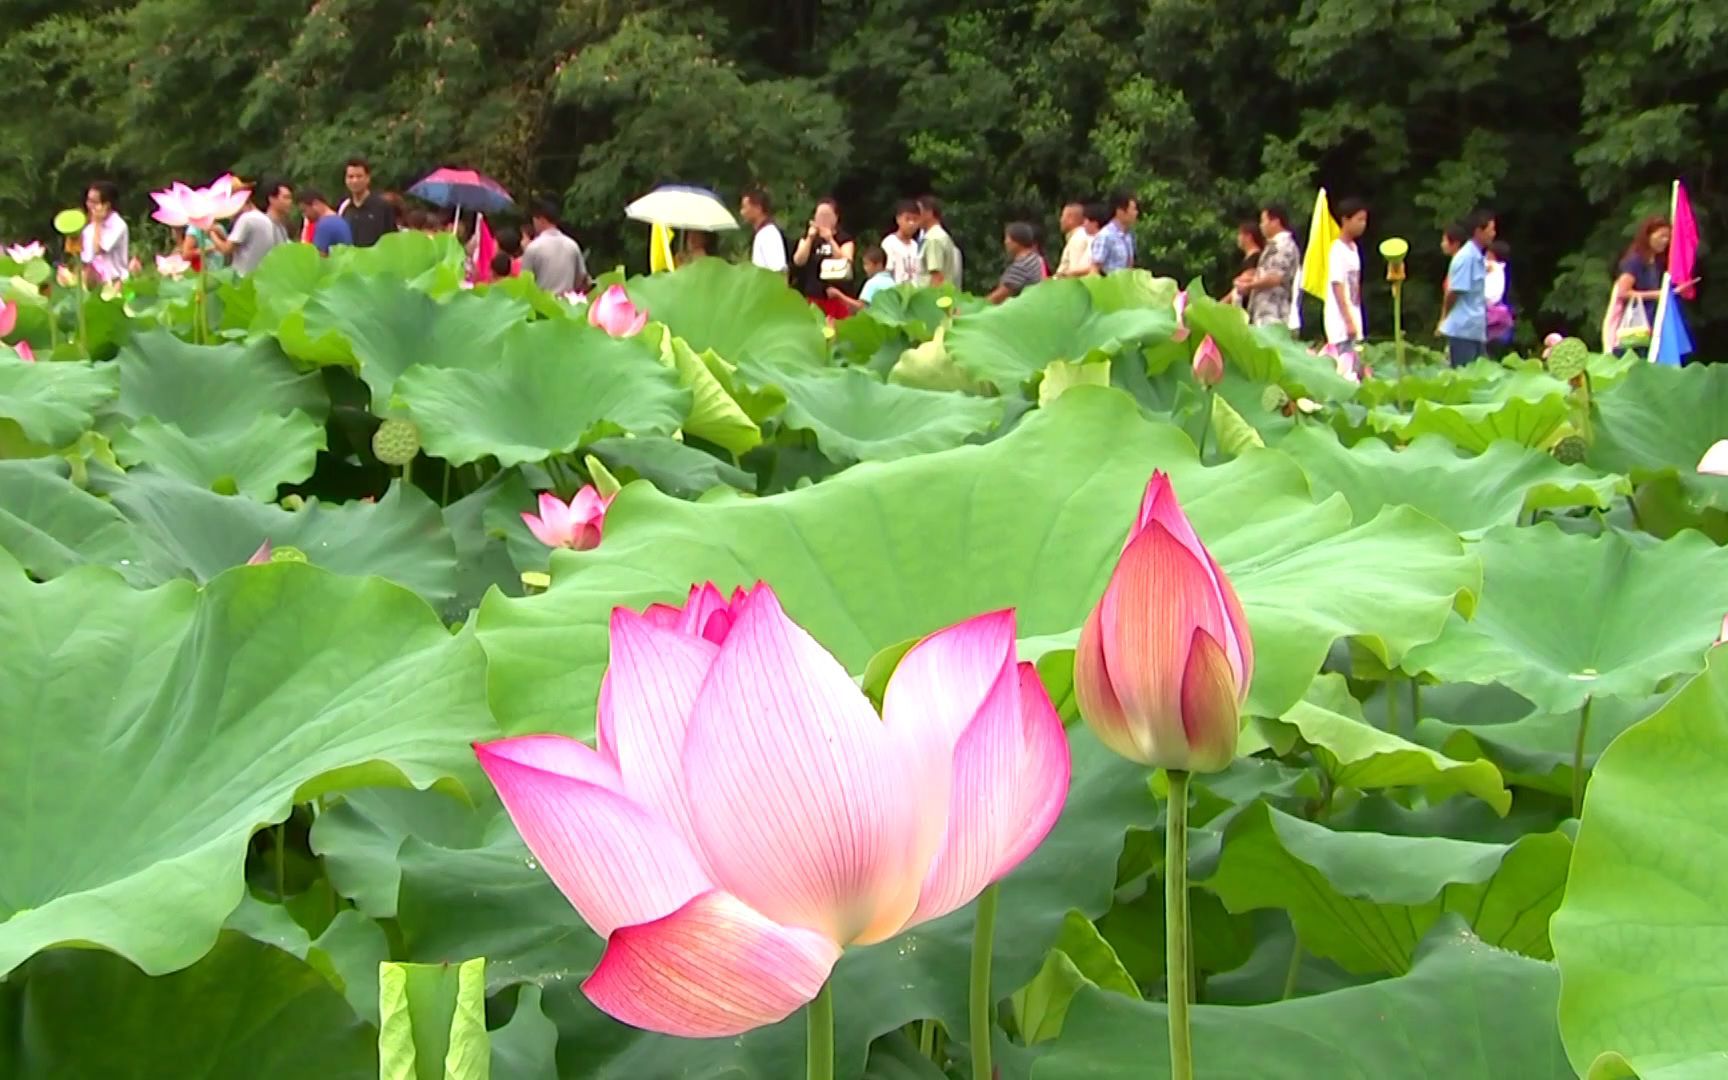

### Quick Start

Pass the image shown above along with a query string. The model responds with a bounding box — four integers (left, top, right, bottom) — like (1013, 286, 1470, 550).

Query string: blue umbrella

(408, 168, 515, 214)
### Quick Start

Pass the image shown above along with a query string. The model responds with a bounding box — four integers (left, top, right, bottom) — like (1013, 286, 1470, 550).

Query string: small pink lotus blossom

(1076, 472, 1254, 773)
(11, 341, 34, 363)
(1191, 335, 1223, 387)
(55, 265, 77, 288)
(150, 175, 252, 231)
(476, 586, 1070, 1037)
(6, 242, 45, 263)
(522, 486, 614, 550)
(156, 253, 192, 279)
(1542, 332, 1564, 358)
(1698, 441, 1728, 477)
(246, 540, 273, 565)
(587, 284, 648, 337)
(1173, 289, 1189, 342)
(0, 301, 15, 338)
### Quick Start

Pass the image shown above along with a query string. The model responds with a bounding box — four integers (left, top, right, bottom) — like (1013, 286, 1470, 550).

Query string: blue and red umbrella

(408, 168, 514, 214)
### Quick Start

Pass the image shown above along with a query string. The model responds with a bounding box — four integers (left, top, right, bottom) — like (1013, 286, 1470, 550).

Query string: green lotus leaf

(626, 259, 827, 372)
(378, 957, 488, 1080)
(1284, 427, 1628, 535)
(1387, 394, 1572, 453)
(1038, 358, 1112, 408)
(113, 412, 325, 500)
(1591, 362, 1728, 511)
(0, 458, 153, 577)
(772, 365, 1003, 464)
(1404, 524, 1728, 714)
(0, 355, 117, 447)
(0, 557, 497, 977)
(1551, 654, 1728, 1080)
(394, 319, 689, 468)
(944, 277, 1176, 388)
(583, 435, 754, 498)
(659, 330, 762, 455)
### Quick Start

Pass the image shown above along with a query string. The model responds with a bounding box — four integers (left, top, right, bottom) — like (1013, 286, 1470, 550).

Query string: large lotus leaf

(113, 329, 328, 432)
(311, 789, 493, 921)
(0, 932, 375, 1078)
(389, 732, 1162, 1079)
(1551, 655, 1728, 1080)
(0, 557, 497, 977)
(771, 365, 1003, 463)
(1405, 524, 1728, 714)
(0, 457, 157, 579)
(304, 275, 530, 411)
(1084, 270, 1179, 311)
(1183, 290, 1280, 384)
(490, 985, 560, 1080)
(1416, 693, 1672, 799)
(0, 355, 117, 447)
(626, 259, 827, 372)
(1590, 361, 1728, 511)
(944, 277, 1176, 388)
(583, 435, 754, 498)
(395, 319, 689, 468)
(1284, 427, 1628, 535)
(1259, 673, 1510, 812)
(474, 387, 1476, 735)
(852, 284, 951, 338)
(1031, 923, 1572, 1079)
(224, 896, 391, 1027)
(1387, 394, 1571, 453)
(327, 230, 466, 291)
(113, 412, 326, 500)
(660, 331, 762, 455)
(1201, 801, 1569, 975)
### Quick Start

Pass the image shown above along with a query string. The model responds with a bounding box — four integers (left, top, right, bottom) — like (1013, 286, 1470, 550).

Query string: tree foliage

(0, 0, 1722, 350)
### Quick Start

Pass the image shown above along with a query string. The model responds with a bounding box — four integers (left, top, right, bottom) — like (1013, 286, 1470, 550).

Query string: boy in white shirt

(740, 187, 788, 273)
(1324, 198, 1369, 347)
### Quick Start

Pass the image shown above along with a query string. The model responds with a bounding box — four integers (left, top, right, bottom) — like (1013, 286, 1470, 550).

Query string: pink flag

(1672, 180, 1699, 300)
(471, 213, 498, 285)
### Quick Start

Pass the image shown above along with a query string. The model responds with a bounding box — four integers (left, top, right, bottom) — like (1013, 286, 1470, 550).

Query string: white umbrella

(624, 185, 739, 231)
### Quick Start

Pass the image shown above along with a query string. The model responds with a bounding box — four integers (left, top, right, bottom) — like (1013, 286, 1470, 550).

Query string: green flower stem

(806, 980, 834, 1080)
(1196, 387, 1215, 460)
(1166, 769, 1194, 1080)
(970, 881, 999, 1080)
(1572, 696, 1594, 818)
(918, 1019, 935, 1060)
(1281, 939, 1304, 1000)
(1410, 680, 1422, 727)
(274, 821, 287, 900)
(1385, 677, 1400, 733)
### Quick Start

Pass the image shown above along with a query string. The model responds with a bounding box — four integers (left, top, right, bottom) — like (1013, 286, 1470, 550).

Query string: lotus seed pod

(1547, 338, 1589, 381)
(1551, 435, 1588, 466)
(372, 418, 421, 465)
(1261, 385, 1290, 412)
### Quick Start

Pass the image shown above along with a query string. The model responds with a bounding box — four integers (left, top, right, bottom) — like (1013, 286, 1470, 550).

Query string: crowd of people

(49, 163, 1697, 367)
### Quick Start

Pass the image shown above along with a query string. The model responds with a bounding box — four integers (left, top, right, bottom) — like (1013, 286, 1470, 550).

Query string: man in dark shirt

(338, 157, 396, 248)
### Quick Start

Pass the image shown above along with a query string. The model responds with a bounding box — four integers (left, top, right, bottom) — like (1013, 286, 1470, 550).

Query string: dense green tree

(0, 0, 1720, 351)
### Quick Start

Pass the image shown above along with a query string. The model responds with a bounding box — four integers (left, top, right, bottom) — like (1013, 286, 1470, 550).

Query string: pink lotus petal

(583, 890, 842, 1038)
(246, 540, 272, 565)
(571, 522, 603, 551)
(13, 341, 34, 363)
(0, 301, 16, 339)
(1178, 627, 1240, 773)
(596, 608, 720, 852)
(520, 511, 561, 548)
(909, 661, 1071, 925)
(1716, 614, 1728, 648)
(1075, 601, 1138, 762)
(587, 284, 648, 338)
(475, 735, 712, 936)
(681, 586, 940, 945)
(1191, 336, 1223, 386)
(1132, 473, 1249, 684)
(1698, 441, 1728, 477)
(882, 608, 1017, 749)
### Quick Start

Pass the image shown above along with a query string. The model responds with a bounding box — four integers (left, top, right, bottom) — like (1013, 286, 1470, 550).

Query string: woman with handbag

(793, 197, 856, 321)
(1602, 215, 1670, 352)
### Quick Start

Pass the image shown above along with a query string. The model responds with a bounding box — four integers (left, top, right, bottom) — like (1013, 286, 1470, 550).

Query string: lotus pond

(2, 235, 1725, 1079)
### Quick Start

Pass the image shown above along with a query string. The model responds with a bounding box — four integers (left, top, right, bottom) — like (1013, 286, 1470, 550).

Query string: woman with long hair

(792, 197, 856, 320)
(1603, 214, 1669, 350)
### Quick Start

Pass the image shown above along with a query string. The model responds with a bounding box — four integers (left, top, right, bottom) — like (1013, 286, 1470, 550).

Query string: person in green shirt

(916, 194, 962, 290)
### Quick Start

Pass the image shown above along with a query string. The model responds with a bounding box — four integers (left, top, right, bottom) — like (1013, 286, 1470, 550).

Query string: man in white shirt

(740, 188, 788, 274)
(1055, 201, 1096, 277)
(214, 177, 293, 275)
(81, 180, 130, 284)
(1324, 197, 1369, 346)
(521, 200, 589, 295)
(881, 199, 922, 284)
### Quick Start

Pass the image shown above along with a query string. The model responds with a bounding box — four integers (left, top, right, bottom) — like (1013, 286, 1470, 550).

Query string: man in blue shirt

(1089, 190, 1138, 274)
(1438, 209, 1496, 366)
(298, 189, 354, 255)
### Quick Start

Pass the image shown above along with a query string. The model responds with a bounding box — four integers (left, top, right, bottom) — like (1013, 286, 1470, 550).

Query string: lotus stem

(76, 274, 88, 357)
(274, 821, 287, 899)
(1196, 387, 1215, 461)
(1572, 696, 1594, 818)
(1385, 677, 1399, 734)
(806, 979, 834, 1080)
(1281, 939, 1303, 1000)
(1166, 769, 1194, 1080)
(440, 461, 451, 505)
(918, 1019, 936, 1061)
(1410, 680, 1422, 729)
(970, 881, 999, 1080)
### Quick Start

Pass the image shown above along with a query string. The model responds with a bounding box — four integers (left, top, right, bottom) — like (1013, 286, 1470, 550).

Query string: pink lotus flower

(522, 486, 614, 550)
(1699, 440, 1728, 477)
(1173, 289, 1190, 343)
(156, 253, 192, 279)
(1076, 471, 1254, 773)
(1192, 335, 1223, 387)
(0, 301, 14, 338)
(7, 242, 44, 263)
(1542, 332, 1564, 358)
(11, 341, 33, 363)
(475, 585, 1070, 1036)
(587, 284, 648, 337)
(246, 540, 273, 565)
(150, 174, 252, 231)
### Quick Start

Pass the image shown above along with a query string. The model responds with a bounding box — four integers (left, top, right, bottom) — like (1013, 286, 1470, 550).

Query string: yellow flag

(1300, 187, 1339, 301)
(649, 222, 675, 273)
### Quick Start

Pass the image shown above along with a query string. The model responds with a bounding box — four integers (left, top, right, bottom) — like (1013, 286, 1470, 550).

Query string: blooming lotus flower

(150, 175, 251, 230)
(156, 253, 192, 279)
(0, 300, 14, 338)
(1076, 471, 1254, 772)
(1699, 440, 1728, 477)
(12, 341, 34, 363)
(475, 585, 1070, 1036)
(1192, 335, 1223, 387)
(7, 242, 44, 263)
(587, 284, 648, 337)
(522, 486, 613, 550)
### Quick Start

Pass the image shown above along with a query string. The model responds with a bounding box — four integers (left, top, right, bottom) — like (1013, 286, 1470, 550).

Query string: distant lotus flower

(246, 540, 272, 565)
(587, 284, 647, 337)
(156, 253, 192, 279)
(1542, 332, 1564, 358)
(475, 585, 1070, 1036)
(56, 265, 77, 288)
(0, 300, 14, 338)
(12, 341, 34, 363)
(1173, 289, 1189, 342)
(7, 242, 44, 263)
(1699, 440, 1728, 477)
(522, 486, 614, 550)
(1191, 335, 1223, 387)
(150, 175, 252, 231)
(1076, 471, 1254, 773)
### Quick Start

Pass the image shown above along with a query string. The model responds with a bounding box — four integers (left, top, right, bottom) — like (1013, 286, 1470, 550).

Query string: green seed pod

(1546, 338, 1589, 382)
(372, 418, 421, 466)
(269, 545, 310, 563)
(1551, 435, 1588, 465)
(1261, 385, 1291, 413)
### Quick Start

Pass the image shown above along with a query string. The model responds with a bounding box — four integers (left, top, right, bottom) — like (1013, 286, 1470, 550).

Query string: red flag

(301, 217, 316, 245)
(1671, 180, 1699, 301)
(471, 213, 498, 285)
